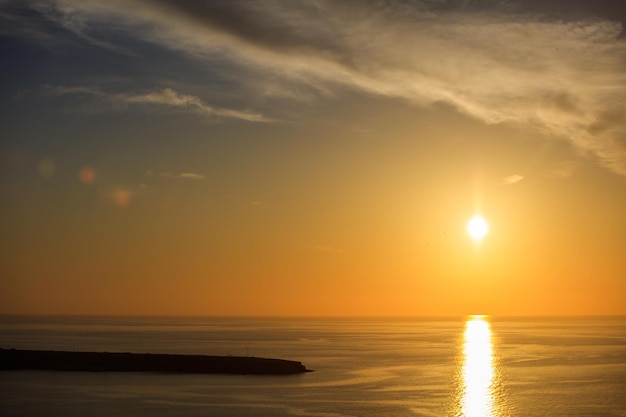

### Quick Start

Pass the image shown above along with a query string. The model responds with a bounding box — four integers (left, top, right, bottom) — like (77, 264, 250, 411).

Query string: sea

(0, 316, 625, 417)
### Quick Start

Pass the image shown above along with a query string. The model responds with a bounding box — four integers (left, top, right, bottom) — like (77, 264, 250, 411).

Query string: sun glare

(458, 316, 497, 417)
(467, 216, 489, 242)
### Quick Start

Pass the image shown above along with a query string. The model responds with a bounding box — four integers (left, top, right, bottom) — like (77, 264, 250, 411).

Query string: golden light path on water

(456, 315, 499, 417)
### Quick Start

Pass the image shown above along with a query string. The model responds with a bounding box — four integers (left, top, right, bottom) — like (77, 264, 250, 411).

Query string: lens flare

(113, 188, 132, 207)
(79, 166, 96, 184)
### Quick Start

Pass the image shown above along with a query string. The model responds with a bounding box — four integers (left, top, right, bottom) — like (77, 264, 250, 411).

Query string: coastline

(0, 348, 310, 375)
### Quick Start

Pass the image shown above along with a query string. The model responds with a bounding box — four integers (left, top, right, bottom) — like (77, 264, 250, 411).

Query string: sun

(467, 216, 489, 242)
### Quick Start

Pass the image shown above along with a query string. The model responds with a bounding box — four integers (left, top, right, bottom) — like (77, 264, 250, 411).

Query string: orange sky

(1, 1, 625, 316)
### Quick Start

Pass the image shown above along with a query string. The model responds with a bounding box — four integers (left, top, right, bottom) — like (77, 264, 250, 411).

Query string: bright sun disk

(467, 216, 489, 241)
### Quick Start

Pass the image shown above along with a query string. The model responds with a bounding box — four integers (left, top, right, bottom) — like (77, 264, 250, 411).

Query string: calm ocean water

(0, 316, 625, 417)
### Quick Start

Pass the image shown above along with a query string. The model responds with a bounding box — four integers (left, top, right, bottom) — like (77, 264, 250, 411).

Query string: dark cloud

(3, 0, 626, 175)
(542, 91, 581, 115)
(149, 0, 348, 62)
(513, 0, 626, 37)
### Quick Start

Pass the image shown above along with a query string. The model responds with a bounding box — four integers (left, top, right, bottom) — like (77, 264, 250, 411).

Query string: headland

(0, 348, 310, 375)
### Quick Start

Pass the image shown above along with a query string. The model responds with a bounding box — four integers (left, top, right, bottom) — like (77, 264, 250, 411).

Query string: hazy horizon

(2, 313, 625, 319)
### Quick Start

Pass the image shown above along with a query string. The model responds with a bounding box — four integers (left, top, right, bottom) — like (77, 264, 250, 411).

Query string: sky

(1, 0, 625, 317)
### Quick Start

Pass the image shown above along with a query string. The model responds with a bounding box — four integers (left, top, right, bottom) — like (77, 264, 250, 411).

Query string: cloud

(160, 172, 205, 180)
(502, 174, 524, 185)
(123, 88, 268, 122)
(147, 170, 205, 180)
(7, 0, 626, 175)
(48, 86, 269, 122)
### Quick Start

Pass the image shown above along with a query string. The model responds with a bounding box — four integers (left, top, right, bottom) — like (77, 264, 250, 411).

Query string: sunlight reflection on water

(454, 315, 501, 417)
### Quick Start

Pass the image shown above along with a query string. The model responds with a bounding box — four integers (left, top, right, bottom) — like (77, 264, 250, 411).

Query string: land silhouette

(0, 348, 310, 375)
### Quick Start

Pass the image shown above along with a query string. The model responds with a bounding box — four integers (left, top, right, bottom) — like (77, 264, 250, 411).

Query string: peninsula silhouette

(0, 348, 310, 375)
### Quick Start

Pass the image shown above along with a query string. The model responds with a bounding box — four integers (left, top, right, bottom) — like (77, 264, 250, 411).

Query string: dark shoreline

(0, 348, 310, 375)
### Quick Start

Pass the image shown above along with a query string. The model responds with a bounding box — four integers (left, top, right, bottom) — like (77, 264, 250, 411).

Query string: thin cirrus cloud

(160, 172, 205, 181)
(502, 174, 524, 185)
(146, 170, 205, 180)
(6, 0, 626, 176)
(48, 86, 269, 123)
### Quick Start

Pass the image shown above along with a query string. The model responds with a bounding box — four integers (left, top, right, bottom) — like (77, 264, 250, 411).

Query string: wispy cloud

(146, 170, 205, 180)
(7, 0, 626, 175)
(502, 174, 524, 185)
(160, 172, 205, 180)
(49, 86, 269, 122)
(123, 88, 268, 122)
